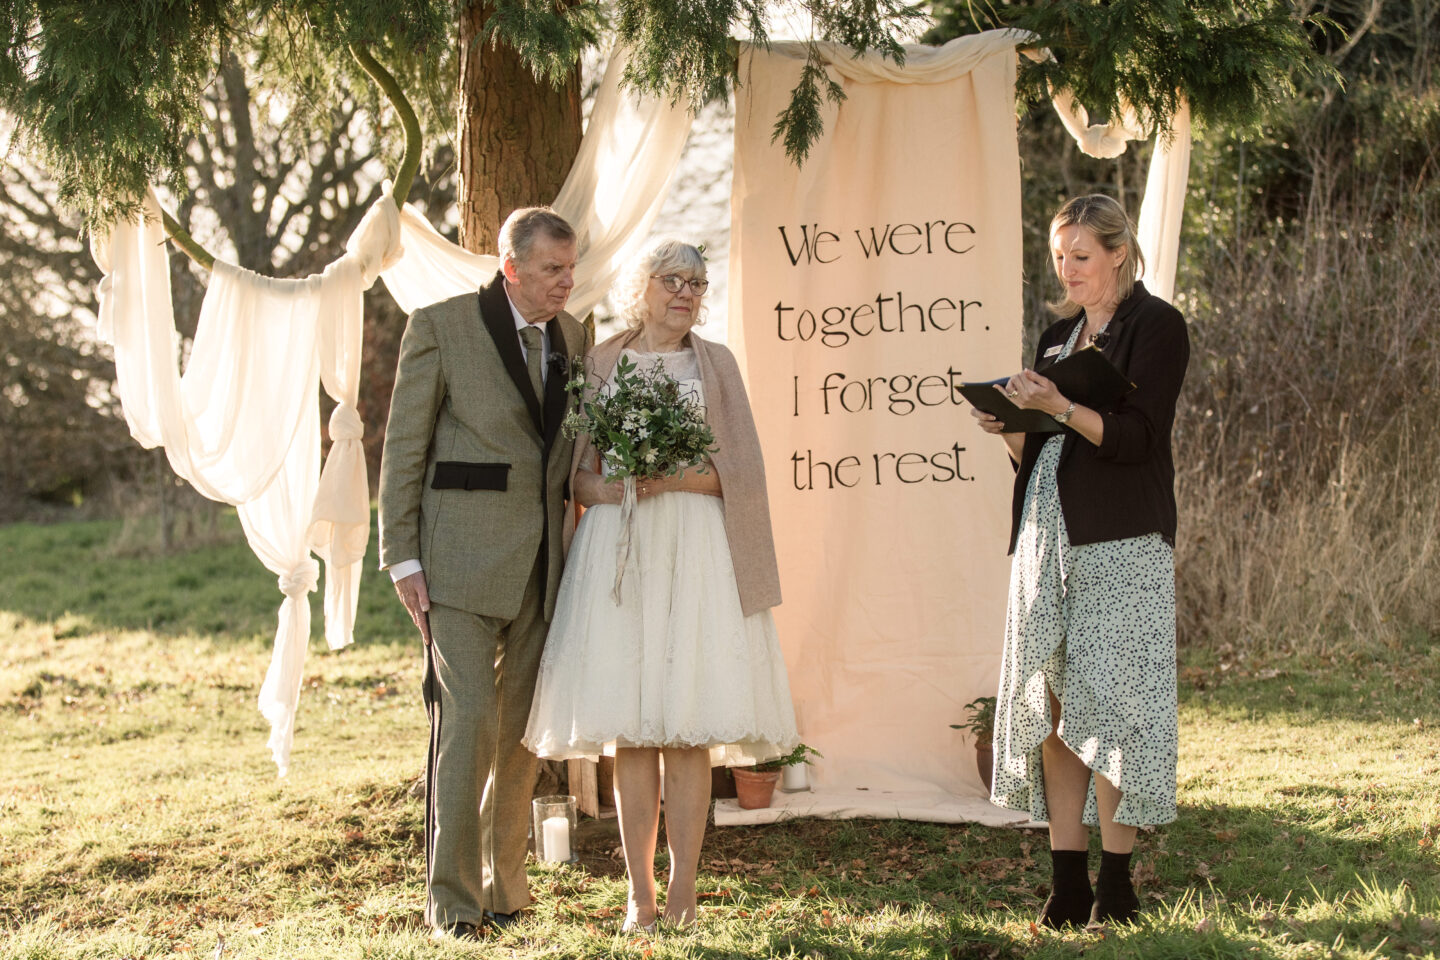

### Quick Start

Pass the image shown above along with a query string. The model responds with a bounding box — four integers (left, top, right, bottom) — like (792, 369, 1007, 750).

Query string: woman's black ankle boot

(1037, 848, 1093, 929)
(1089, 849, 1140, 926)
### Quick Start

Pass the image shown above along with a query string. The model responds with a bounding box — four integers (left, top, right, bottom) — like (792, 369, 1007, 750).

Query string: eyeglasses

(651, 274, 709, 295)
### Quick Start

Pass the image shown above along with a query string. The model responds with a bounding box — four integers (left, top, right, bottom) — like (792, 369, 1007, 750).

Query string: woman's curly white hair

(615, 238, 708, 330)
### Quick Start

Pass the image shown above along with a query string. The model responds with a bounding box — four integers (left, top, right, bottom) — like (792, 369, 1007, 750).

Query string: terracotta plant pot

(731, 768, 780, 809)
(975, 742, 994, 792)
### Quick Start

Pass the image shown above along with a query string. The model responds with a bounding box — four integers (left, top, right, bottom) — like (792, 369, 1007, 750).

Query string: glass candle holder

(532, 795, 578, 864)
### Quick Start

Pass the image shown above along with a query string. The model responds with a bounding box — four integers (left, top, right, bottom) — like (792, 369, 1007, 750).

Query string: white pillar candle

(541, 815, 571, 862)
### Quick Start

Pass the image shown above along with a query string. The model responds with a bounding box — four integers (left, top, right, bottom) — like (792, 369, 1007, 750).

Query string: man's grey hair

(498, 207, 577, 264)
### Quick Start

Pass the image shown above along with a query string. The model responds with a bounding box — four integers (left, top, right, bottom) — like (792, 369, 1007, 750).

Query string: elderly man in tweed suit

(378, 207, 585, 941)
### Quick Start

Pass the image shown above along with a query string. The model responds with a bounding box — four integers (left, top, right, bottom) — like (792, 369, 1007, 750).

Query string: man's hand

(395, 571, 433, 646)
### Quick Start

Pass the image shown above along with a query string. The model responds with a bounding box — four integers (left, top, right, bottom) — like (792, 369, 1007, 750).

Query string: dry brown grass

(1174, 186, 1440, 654)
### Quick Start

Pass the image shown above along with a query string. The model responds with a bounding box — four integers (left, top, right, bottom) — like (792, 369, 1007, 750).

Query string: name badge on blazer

(431, 461, 510, 491)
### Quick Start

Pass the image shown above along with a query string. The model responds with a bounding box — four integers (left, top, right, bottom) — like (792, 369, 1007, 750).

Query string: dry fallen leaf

(1194, 917, 1217, 934)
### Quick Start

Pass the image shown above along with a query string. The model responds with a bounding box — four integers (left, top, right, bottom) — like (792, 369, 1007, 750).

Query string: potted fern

(952, 696, 996, 789)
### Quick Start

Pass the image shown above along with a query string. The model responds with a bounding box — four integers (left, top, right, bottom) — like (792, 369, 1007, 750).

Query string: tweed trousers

(422, 555, 548, 927)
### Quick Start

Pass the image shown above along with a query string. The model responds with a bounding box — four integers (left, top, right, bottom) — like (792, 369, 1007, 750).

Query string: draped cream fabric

(1047, 86, 1193, 302)
(92, 189, 402, 775)
(1133, 100, 1192, 302)
(378, 49, 695, 317)
(91, 47, 694, 774)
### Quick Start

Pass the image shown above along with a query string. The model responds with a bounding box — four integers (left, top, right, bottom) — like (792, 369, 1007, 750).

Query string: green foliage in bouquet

(562, 354, 716, 481)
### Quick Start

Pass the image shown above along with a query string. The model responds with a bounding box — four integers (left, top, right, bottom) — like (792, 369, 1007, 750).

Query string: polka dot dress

(989, 322, 1178, 827)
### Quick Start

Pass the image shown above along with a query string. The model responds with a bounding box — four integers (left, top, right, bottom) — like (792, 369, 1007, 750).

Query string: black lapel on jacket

(1101, 280, 1149, 361)
(542, 319, 572, 454)
(477, 271, 544, 433)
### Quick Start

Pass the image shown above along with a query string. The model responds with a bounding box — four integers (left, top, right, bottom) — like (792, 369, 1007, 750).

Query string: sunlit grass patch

(2, 515, 1439, 958)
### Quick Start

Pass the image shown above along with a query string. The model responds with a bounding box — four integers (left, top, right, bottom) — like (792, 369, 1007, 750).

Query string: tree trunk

(456, 4, 582, 799)
(457, 2, 583, 255)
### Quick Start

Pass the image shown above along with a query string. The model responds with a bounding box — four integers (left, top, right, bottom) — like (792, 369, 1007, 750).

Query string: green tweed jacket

(378, 270, 584, 621)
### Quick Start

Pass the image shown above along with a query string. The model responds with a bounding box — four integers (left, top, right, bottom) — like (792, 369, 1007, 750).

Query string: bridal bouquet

(563, 354, 716, 602)
(562, 353, 715, 481)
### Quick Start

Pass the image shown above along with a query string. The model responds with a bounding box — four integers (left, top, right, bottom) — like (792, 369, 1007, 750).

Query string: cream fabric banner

(730, 32, 1024, 812)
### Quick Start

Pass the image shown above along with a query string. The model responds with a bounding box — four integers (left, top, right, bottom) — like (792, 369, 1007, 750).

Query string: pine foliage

(0, 0, 449, 229)
(615, 0, 925, 161)
(0, 0, 1339, 228)
(927, 0, 1337, 137)
(482, 0, 603, 87)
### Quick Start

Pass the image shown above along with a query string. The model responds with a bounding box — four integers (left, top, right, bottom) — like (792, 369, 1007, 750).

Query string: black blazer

(1008, 281, 1190, 554)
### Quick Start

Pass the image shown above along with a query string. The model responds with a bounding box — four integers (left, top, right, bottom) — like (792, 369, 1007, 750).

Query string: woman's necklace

(1084, 305, 1117, 348)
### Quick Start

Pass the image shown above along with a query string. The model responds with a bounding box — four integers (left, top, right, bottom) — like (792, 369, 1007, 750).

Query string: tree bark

(457, 2, 583, 254)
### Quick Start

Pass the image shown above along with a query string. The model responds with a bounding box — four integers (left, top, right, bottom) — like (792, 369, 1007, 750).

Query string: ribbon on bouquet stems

(612, 475, 638, 604)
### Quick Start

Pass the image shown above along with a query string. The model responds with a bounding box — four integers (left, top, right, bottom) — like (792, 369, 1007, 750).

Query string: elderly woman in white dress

(971, 195, 1189, 928)
(524, 239, 798, 930)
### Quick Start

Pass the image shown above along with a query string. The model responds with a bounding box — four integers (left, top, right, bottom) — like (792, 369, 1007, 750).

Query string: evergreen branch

(482, 0, 601, 88)
(349, 43, 422, 206)
(769, 51, 846, 164)
(941, 0, 1340, 137)
(615, 0, 744, 107)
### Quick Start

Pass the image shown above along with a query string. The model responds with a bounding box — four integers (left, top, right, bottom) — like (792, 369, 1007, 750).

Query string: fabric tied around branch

(1017, 46, 1192, 301)
(613, 476, 638, 604)
(91, 184, 401, 775)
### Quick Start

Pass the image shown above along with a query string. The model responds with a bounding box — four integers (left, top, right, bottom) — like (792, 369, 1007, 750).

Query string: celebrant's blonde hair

(1047, 194, 1145, 318)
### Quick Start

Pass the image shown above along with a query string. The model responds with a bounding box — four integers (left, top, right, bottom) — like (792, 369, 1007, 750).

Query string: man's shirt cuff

(388, 559, 423, 583)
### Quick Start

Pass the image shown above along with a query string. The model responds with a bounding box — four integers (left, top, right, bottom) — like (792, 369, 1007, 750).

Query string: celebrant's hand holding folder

(960, 345, 1135, 434)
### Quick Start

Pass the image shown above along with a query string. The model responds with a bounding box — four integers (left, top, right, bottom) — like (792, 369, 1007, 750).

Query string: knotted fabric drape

(92, 189, 403, 775)
(91, 47, 695, 774)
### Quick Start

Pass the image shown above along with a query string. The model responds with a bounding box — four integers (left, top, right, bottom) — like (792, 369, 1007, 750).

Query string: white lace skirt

(523, 491, 799, 767)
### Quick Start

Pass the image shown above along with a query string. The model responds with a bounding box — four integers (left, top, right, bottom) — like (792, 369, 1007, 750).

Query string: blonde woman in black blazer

(971, 194, 1189, 929)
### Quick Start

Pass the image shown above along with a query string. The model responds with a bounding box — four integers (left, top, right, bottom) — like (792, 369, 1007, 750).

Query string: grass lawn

(2, 512, 1439, 959)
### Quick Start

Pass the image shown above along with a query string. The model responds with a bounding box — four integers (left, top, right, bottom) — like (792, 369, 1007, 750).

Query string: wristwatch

(1053, 401, 1076, 425)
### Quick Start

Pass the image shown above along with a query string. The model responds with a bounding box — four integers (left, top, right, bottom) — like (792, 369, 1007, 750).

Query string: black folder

(960, 345, 1135, 434)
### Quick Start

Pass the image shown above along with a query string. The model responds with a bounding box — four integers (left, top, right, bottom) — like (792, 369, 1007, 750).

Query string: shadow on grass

(688, 797, 1439, 958)
(0, 510, 411, 645)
